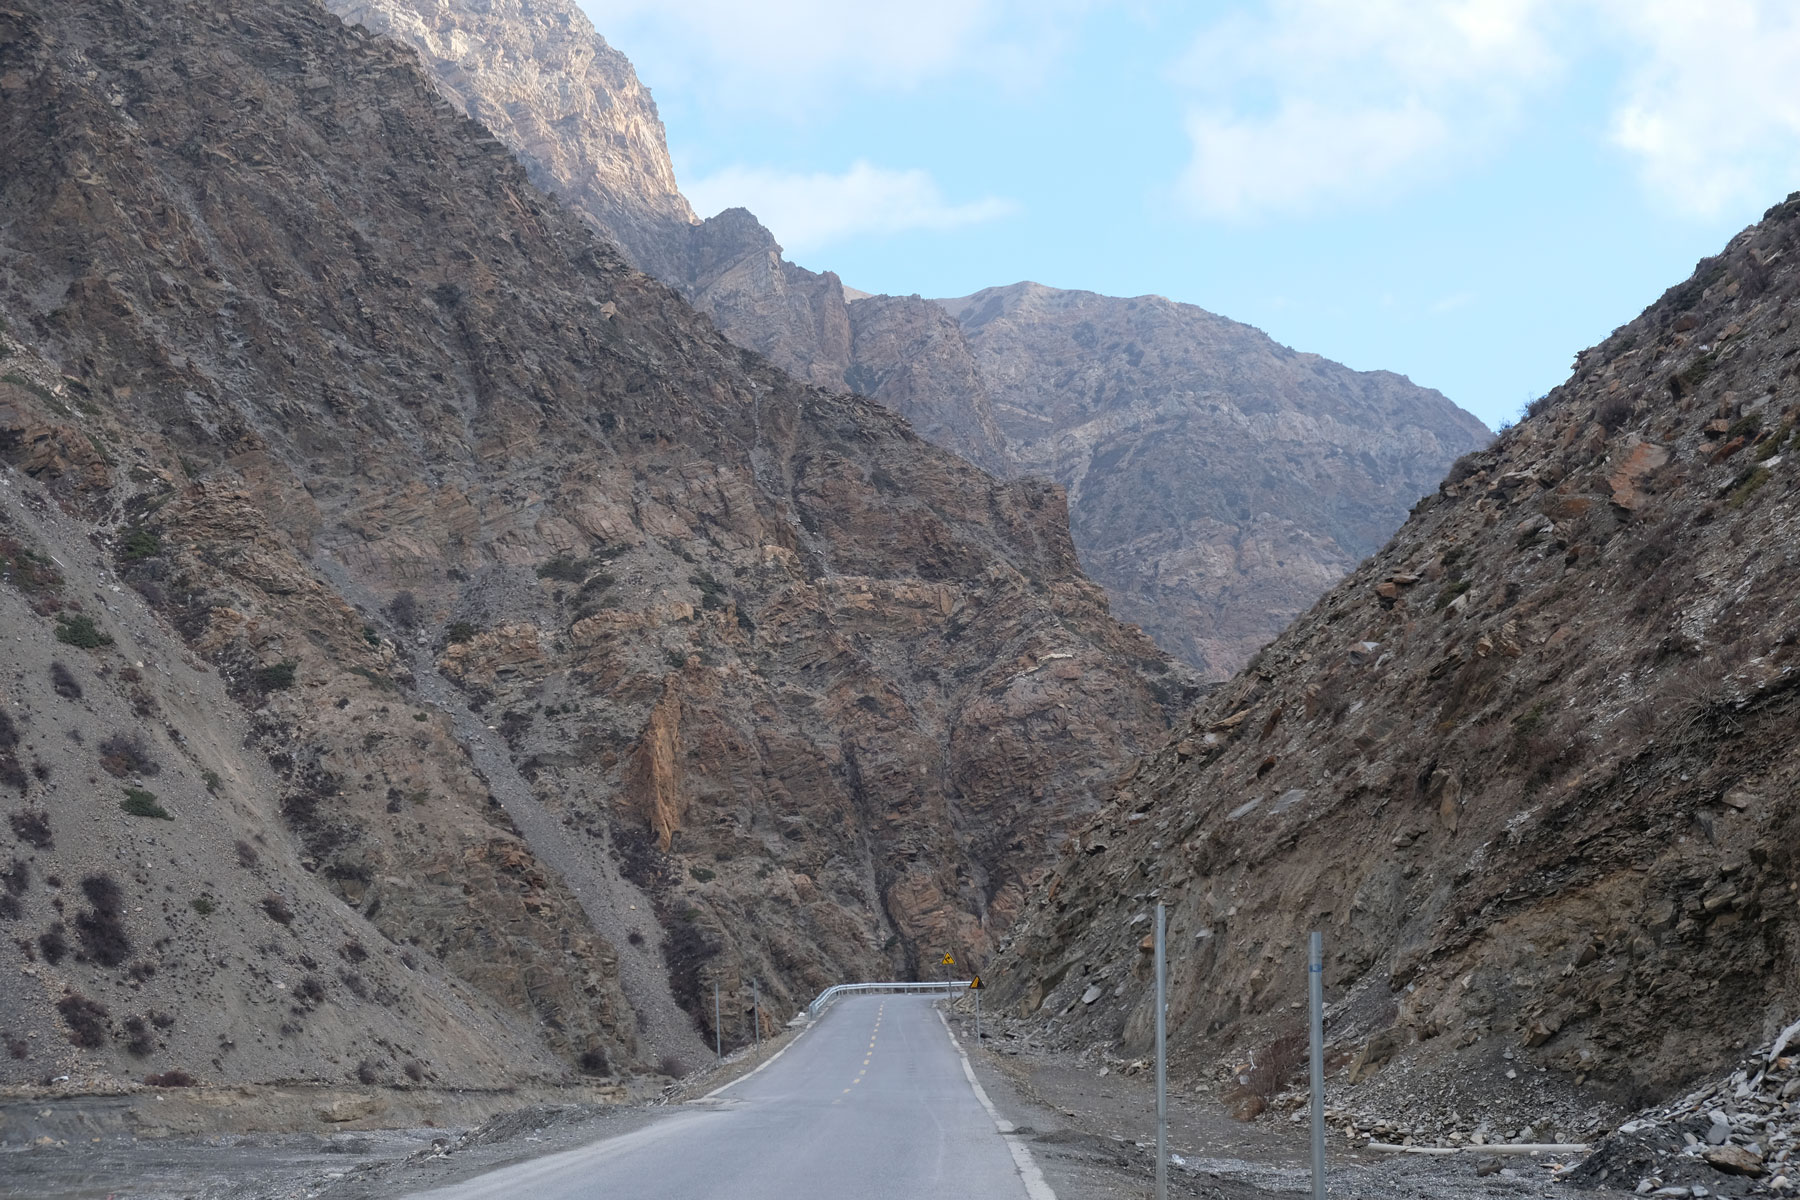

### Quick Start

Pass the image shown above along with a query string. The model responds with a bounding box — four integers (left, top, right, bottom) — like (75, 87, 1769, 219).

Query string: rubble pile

(1569, 1024, 1800, 1197)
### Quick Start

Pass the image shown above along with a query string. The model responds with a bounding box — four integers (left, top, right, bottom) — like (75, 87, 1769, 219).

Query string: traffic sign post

(942, 953, 954, 998)
(1309, 932, 1326, 1200)
(969, 975, 983, 1042)
(713, 979, 722, 1064)
(1155, 902, 1168, 1200)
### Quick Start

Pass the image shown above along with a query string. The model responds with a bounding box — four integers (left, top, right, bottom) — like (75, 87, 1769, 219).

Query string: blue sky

(577, 0, 1800, 430)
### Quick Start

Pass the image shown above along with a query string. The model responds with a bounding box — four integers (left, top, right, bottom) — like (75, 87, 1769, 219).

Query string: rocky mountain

(317, 0, 1490, 679)
(0, 0, 1180, 1088)
(934, 283, 1490, 673)
(991, 195, 1800, 1120)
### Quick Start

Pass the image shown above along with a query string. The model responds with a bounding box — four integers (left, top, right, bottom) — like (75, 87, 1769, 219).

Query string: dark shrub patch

(74, 874, 131, 967)
(386, 591, 420, 627)
(190, 896, 216, 916)
(144, 1070, 196, 1087)
(535, 556, 590, 583)
(48, 661, 81, 699)
(121, 1014, 153, 1056)
(54, 613, 112, 648)
(10, 810, 51, 847)
(260, 893, 294, 924)
(120, 787, 171, 819)
(445, 620, 477, 644)
(118, 526, 161, 562)
(339, 970, 369, 1001)
(1596, 393, 1634, 431)
(404, 1060, 425, 1083)
(6, 1034, 27, 1059)
(56, 992, 109, 1048)
(4, 858, 33, 899)
(339, 939, 368, 963)
(254, 661, 298, 692)
(294, 975, 326, 1008)
(234, 839, 259, 868)
(355, 1058, 380, 1085)
(577, 1048, 610, 1076)
(38, 923, 68, 964)
(98, 732, 159, 778)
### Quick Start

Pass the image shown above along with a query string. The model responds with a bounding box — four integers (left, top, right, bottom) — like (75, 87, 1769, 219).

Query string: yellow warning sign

(969, 976, 983, 990)
(941, 953, 955, 965)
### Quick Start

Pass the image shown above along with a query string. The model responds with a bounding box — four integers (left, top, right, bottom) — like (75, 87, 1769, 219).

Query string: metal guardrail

(807, 980, 972, 1020)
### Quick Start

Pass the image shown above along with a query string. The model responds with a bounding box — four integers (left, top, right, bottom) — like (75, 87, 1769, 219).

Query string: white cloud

(1173, 0, 1560, 219)
(684, 162, 1018, 254)
(1171, 0, 1800, 222)
(1603, 0, 1800, 217)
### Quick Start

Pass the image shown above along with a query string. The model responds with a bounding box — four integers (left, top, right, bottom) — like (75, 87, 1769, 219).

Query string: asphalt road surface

(402, 994, 1052, 1200)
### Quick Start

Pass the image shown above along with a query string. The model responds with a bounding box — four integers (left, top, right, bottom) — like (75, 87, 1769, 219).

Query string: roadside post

(1309, 931, 1326, 1200)
(713, 980, 721, 1064)
(969, 975, 983, 1042)
(753, 978, 762, 1062)
(1154, 902, 1168, 1200)
(942, 952, 954, 998)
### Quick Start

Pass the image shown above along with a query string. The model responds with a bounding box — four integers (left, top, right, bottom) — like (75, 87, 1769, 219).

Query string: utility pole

(1309, 931, 1326, 1200)
(713, 979, 721, 1064)
(1155, 901, 1168, 1200)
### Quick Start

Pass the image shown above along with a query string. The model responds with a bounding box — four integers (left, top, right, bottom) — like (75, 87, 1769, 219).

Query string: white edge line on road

(697, 1019, 813, 1101)
(936, 1006, 1058, 1200)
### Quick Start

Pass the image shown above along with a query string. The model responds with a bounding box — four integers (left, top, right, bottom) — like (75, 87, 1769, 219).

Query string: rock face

(935, 283, 1491, 674)
(992, 196, 1800, 1110)
(317, 0, 1489, 679)
(0, 0, 1178, 1084)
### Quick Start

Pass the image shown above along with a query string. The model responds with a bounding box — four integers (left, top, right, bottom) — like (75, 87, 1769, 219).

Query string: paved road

(403, 994, 1050, 1200)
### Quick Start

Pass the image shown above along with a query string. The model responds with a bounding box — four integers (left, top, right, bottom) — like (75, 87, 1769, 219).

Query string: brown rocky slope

(319, 0, 1490, 678)
(991, 194, 1800, 1119)
(0, 0, 1181, 1084)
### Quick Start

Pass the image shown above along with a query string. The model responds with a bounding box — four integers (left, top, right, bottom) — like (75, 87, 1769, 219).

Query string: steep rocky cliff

(935, 283, 1491, 674)
(992, 196, 1800, 1118)
(318, 0, 1489, 679)
(0, 0, 1179, 1085)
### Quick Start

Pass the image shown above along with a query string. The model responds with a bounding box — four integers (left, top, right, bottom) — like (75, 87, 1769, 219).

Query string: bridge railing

(806, 980, 972, 1020)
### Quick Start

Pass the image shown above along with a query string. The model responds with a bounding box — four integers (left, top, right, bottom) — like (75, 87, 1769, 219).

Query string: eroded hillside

(994, 195, 1800, 1113)
(0, 0, 1178, 1083)
(319, 0, 1489, 679)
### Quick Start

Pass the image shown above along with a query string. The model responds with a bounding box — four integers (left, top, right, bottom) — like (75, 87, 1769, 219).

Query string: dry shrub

(260, 893, 294, 924)
(1228, 1028, 1310, 1104)
(56, 992, 109, 1048)
(97, 732, 159, 778)
(48, 661, 81, 699)
(121, 1014, 153, 1056)
(10, 809, 52, 848)
(38, 922, 68, 964)
(143, 1070, 196, 1087)
(74, 874, 131, 967)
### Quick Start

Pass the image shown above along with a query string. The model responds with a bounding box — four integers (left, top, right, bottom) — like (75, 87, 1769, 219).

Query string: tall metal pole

(1155, 901, 1168, 1200)
(975, 986, 981, 1043)
(714, 980, 722, 1064)
(1309, 931, 1326, 1200)
(752, 978, 762, 1061)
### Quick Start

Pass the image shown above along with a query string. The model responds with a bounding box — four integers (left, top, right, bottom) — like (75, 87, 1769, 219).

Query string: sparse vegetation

(9, 813, 51, 849)
(98, 732, 160, 778)
(56, 992, 110, 1048)
(689, 866, 716, 883)
(386, 590, 420, 627)
(234, 839, 259, 868)
(121, 1014, 154, 1056)
(202, 769, 223, 794)
(1228, 1027, 1309, 1104)
(38, 923, 68, 964)
(260, 893, 294, 924)
(191, 896, 216, 916)
(445, 620, 478, 644)
(578, 1048, 610, 1076)
(48, 661, 82, 699)
(118, 526, 161, 561)
(74, 874, 131, 967)
(120, 787, 172, 819)
(1727, 466, 1771, 509)
(254, 661, 298, 691)
(143, 1070, 196, 1088)
(54, 613, 113, 648)
(535, 556, 591, 583)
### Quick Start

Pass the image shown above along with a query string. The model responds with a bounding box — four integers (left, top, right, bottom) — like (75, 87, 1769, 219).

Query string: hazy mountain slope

(317, 0, 1487, 678)
(938, 282, 1494, 674)
(0, 0, 1178, 1079)
(991, 196, 1800, 1116)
